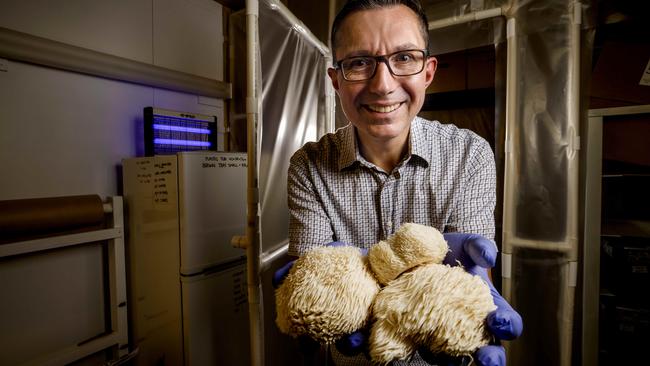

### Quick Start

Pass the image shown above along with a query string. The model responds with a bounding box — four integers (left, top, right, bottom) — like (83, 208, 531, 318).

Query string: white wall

(0, 0, 225, 200)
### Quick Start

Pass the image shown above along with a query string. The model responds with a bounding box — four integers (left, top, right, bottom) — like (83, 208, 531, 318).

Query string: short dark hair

(330, 0, 430, 62)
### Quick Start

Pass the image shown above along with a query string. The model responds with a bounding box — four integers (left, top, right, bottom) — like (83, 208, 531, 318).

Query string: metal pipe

(500, 17, 517, 359)
(328, 0, 337, 45)
(0, 228, 122, 257)
(0, 26, 231, 99)
(245, 0, 264, 365)
(260, 242, 289, 271)
(567, 2, 582, 261)
(501, 17, 518, 256)
(427, 7, 503, 30)
(562, 3, 582, 365)
(588, 104, 650, 116)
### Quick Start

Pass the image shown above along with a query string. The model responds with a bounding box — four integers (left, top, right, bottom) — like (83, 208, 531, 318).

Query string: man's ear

(327, 67, 340, 91)
(424, 56, 437, 89)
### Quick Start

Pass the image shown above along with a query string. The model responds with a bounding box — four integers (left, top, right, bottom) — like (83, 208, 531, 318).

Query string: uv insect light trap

(144, 107, 219, 156)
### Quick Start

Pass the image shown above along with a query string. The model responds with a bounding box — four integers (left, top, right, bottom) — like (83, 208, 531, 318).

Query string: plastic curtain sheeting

(425, 0, 594, 365)
(240, 0, 333, 365)
(257, 0, 332, 255)
(503, 2, 594, 365)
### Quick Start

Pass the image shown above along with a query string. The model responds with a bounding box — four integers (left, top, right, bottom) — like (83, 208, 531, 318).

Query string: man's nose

(367, 60, 396, 95)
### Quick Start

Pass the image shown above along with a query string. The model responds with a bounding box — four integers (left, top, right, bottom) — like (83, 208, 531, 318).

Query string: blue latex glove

(442, 233, 523, 340)
(335, 329, 369, 357)
(272, 259, 295, 289)
(272, 242, 369, 357)
(436, 233, 523, 366)
(475, 345, 507, 366)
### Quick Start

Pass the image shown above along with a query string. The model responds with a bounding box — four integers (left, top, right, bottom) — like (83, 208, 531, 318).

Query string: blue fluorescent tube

(154, 138, 211, 147)
(153, 124, 211, 134)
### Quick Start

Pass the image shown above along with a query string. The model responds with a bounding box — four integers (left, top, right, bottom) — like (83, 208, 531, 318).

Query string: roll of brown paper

(0, 195, 105, 242)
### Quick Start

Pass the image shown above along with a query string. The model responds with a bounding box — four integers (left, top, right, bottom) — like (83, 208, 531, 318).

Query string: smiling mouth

(365, 103, 402, 113)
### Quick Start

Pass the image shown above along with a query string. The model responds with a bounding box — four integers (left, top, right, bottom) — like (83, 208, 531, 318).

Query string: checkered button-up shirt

(286, 116, 496, 365)
(288, 116, 496, 254)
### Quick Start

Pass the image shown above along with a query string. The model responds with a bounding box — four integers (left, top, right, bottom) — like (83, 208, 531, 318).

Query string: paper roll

(0, 195, 105, 242)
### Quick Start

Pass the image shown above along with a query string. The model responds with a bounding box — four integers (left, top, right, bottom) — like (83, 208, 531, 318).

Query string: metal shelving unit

(582, 105, 650, 366)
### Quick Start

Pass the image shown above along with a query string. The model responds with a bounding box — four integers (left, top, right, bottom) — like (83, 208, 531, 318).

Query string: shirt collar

(337, 117, 431, 171)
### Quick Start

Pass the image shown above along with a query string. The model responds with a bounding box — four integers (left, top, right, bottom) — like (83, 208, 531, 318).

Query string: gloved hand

(439, 233, 523, 366)
(272, 259, 296, 289)
(272, 242, 370, 357)
(335, 329, 369, 357)
(475, 345, 507, 366)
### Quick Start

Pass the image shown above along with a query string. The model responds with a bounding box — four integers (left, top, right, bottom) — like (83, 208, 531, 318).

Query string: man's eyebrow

(340, 50, 372, 59)
(340, 44, 423, 59)
(393, 43, 423, 51)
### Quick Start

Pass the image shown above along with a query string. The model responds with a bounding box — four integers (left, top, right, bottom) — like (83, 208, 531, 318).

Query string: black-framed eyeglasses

(334, 49, 429, 81)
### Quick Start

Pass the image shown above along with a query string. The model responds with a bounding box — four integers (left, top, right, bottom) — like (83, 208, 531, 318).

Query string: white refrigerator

(123, 151, 250, 365)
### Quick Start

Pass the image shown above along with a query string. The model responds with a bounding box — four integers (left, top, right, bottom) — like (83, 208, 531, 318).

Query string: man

(284, 0, 522, 365)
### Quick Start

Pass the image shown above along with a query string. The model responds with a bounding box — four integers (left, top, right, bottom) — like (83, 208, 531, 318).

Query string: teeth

(367, 103, 400, 113)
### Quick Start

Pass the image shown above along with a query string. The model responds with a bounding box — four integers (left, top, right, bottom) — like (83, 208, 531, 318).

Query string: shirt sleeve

(446, 136, 497, 242)
(287, 150, 334, 256)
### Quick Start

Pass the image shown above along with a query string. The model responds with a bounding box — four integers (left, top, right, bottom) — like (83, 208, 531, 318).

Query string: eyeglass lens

(340, 50, 426, 81)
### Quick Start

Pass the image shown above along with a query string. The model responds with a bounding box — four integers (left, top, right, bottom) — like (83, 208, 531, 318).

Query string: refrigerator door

(181, 260, 250, 366)
(178, 152, 247, 275)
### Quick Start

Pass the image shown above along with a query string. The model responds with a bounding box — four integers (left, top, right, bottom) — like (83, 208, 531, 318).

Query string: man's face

(328, 5, 436, 144)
